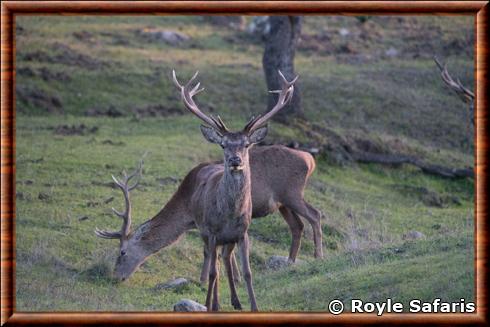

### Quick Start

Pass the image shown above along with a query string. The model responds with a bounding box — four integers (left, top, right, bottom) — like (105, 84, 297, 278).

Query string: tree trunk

(262, 16, 303, 123)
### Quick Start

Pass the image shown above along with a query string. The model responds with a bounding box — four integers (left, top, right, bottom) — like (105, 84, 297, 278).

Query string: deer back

(249, 145, 315, 217)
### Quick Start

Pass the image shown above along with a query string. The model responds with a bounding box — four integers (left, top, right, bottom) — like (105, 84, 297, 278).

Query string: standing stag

(95, 71, 323, 310)
(171, 69, 297, 311)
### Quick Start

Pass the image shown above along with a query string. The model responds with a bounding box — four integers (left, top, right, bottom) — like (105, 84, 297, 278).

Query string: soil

(22, 42, 109, 70)
(16, 86, 63, 114)
(132, 104, 184, 118)
(85, 106, 124, 118)
(18, 66, 71, 82)
(53, 124, 98, 136)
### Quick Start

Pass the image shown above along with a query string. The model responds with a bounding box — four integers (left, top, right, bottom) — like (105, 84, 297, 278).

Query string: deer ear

(200, 125, 223, 144)
(248, 125, 268, 144)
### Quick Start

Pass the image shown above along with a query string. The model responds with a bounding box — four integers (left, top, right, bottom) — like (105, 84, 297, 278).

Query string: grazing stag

(95, 72, 323, 310)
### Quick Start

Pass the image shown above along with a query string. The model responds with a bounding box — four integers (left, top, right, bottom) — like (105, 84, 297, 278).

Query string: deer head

(95, 160, 145, 281)
(172, 70, 298, 171)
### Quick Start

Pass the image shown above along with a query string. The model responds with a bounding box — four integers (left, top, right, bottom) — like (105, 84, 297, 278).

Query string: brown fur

(112, 145, 323, 286)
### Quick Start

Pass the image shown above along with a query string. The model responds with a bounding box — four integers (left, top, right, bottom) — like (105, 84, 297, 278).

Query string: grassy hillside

(15, 16, 474, 311)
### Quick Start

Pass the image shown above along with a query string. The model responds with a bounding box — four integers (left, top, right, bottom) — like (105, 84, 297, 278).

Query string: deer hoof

(232, 300, 243, 310)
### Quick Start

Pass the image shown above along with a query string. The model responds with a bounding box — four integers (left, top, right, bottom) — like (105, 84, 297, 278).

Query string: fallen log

(287, 121, 475, 179)
(351, 150, 474, 178)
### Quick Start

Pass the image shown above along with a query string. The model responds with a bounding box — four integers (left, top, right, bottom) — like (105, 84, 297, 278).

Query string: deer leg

(230, 249, 242, 284)
(223, 243, 242, 310)
(205, 237, 218, 311)
(200, 246, 211, 285)
(279, 206, 304, 263)
(212, 255, 220, 311)
(289, 199, 323, 259)
(238, 232, 258, 311)
(223, 247, 241, 284)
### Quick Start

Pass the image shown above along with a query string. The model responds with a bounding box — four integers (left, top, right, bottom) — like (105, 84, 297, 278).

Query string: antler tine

(434, 56, 474, 103)
(95, 228, 122, 239)
(172, 70, 228, 133)
(210, 115, 230, 133)
(95, 158, 144, 240)
(126, 160, 143, 191)
(244, 70, 298, 133)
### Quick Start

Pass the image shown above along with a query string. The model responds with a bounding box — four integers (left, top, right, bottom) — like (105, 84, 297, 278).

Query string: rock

(385, 47, 399, 57)
(16, 192, 28, 201)
(403, 230, 425, 240)
(154, 277, 189, 291)
(173, 299, 207, 312)
(137, 29, 189, 45)
(38, 192, 51, 201)
(266, 255, 302, 270)
(339, 28, 350, 37)
(422, 191, 444, 207)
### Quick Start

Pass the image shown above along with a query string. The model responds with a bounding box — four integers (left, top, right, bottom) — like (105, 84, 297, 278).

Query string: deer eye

(120, 250, 127, 256)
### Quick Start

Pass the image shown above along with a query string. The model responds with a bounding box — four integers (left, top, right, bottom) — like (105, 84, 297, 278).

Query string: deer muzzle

(228, 156, 243, 171)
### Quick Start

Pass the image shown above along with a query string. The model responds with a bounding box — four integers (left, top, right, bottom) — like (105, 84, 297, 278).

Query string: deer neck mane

(129, 195, 194, 256)
(218, 161, 252, 216)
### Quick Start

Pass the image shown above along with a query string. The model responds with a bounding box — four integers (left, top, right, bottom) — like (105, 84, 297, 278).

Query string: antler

(95, 159, 143, 240)
(244, 70, 298, 133)
(434, 56, 474, 103)
(172, 70, 229, 133)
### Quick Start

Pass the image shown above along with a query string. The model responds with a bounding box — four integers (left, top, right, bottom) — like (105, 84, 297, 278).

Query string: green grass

(15, 15, 474, 311)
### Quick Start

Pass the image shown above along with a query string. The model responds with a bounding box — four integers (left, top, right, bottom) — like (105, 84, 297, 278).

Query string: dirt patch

(16, 85, 63, 114)
(299, 33, 360, 56)
(85, 104, 183, 118)
(17, 192, 31, 201)
(132, 104, 184, 118)
(202, 16, 245, 30)
(390, 184, 462, 208)
(23, 158, 44, 164)
(38, 192, 51, 201)
(17, 67, 35, 77)
(135, 28, 189, 45)
(53, 124, 98, 136)
(39, 67, 71, 82)
(22, 42, 109, 70)
(18, 66, 71, 82)
(73, 31, 95, 44)
(16, 24, 26, 35)
(85, 105, 124, 117)
(99, 31, 130, 46)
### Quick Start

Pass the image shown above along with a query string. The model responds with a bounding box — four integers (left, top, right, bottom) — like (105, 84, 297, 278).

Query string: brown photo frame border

(1, 1, 488, 325)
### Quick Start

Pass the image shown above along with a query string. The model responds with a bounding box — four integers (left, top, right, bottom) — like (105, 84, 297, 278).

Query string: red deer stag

(95, 71, 323, 310)
(170, 69, 298, 311)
